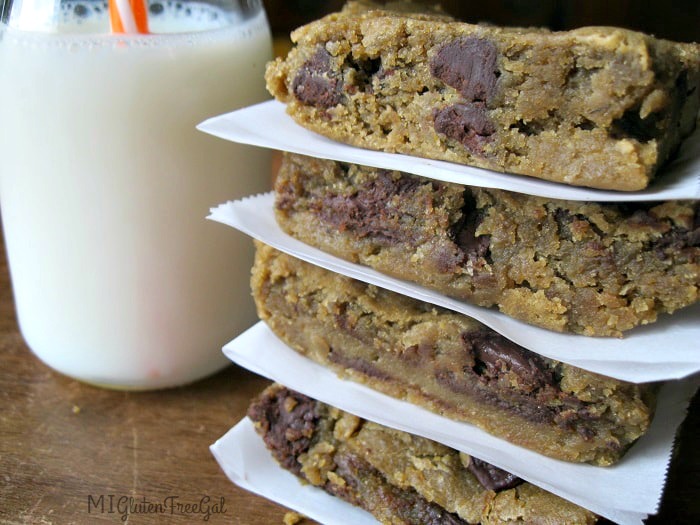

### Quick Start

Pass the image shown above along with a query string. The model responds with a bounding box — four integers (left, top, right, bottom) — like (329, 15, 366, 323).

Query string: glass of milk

(0, 0, 273, 389)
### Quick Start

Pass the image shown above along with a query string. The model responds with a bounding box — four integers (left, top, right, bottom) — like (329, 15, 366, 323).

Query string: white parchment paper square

(212, 418, 648, 525)
(198, 101, 700, 202)
(219, 322, 699, 525)
(207, 194, 700, 383)
(211, 418, 378, 525)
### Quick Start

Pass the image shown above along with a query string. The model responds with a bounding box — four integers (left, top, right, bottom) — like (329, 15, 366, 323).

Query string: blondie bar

(274, 153, 700, 336)
(248, 384, 599, 524)
(251, 243, 656, 465)
(266, 1, 700, 190)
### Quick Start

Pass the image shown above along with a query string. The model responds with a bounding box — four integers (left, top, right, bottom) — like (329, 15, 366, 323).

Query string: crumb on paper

(72, 405, 81, 414)
(283, 511, 310, 525)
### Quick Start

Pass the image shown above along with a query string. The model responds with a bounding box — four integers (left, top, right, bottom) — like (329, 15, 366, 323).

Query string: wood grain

(0, 230, 289, 524)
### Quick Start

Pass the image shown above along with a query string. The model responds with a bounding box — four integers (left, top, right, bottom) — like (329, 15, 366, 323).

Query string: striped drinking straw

(109, 0, 150, 34)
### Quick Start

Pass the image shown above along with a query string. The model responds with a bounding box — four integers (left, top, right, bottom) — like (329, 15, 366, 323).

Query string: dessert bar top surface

(267, 1, 700, 190)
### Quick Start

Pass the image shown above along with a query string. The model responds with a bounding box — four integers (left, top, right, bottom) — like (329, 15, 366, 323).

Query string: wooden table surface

(0, 230, 289, 524)
(0, 227, 698, 525)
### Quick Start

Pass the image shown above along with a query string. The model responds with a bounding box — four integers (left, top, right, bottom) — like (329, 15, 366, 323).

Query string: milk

(0, 3, 273, 388)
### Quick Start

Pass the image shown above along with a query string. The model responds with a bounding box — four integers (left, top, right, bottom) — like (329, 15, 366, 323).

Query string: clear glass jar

(0, 0, 273, 389)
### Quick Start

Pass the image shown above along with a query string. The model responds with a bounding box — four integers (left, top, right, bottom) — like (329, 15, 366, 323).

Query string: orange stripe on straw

(109, 0, 150, 34)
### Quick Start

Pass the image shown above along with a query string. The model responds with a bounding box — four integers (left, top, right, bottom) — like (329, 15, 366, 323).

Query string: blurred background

(265, 0, 700, 47)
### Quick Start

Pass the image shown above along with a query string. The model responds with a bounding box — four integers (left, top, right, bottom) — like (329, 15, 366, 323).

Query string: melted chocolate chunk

(437, 191, 490, 273)
(332, 453, 468, 525)
(434, 243, 469, 274)
(323, 452, 365, 506)
(434, 369, 557, 425)
(247, 388, 319, 476)
(435, 330, 596, 432)
(453, 192, 490, 262)
(651, 202, 700, 260)
(466, 457, 522, 491)
(292, 47, 343, 108)
(654, 224, 700, 259)
(434, 103, 495, 154)
(464, 331, 555, 394)
(318, 171, 423, 243)
(328, 349, 394, 381)
(430, 37, 499, 102)
(403, 342, 437, 364)
(628, 208, 667, 229)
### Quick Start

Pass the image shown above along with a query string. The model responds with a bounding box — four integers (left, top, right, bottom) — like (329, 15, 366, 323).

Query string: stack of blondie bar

(209, 1, 700, 523)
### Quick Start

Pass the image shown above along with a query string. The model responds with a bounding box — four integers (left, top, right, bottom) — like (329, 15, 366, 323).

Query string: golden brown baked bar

(248, 383, 599, 524)
(251, 243, 657, 465)
(274, 153, 699, 336)
(266, 1, 700, 190)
